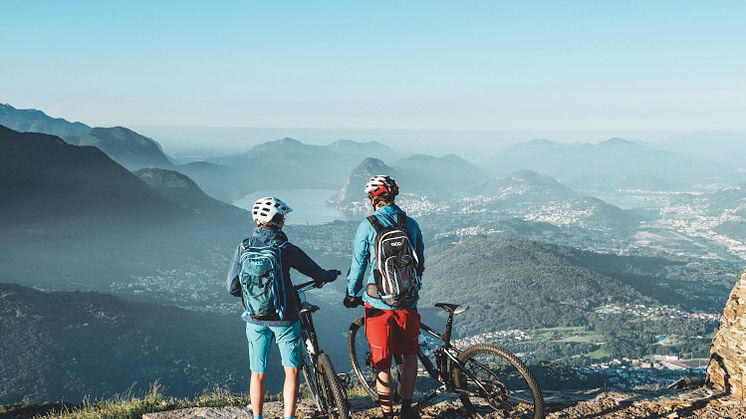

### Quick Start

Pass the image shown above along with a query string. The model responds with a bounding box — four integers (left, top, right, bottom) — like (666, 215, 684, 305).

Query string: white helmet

(252, 197, 293, 225)
(364, 175, 399, 197)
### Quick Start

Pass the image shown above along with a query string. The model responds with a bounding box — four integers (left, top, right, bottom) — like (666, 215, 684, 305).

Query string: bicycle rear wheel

(347, 317, 403, 402)
(316, 352, 351, 419)
(453, 344, 544, 419)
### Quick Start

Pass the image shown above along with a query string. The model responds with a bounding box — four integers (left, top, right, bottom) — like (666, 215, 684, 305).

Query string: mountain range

(0, 125, 179, 227)
(0, 103, 174, 171)
(485, 138, 723, 191)
(660, 132, 746, 168)
(134, 168, 245, 219)
(473, 169, 577, 202)
(0, 125, 247, 290)
(331, 155, 488, 207)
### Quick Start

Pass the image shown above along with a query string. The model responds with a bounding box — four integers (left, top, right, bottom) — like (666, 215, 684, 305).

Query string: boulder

(707, 270, 746, 400)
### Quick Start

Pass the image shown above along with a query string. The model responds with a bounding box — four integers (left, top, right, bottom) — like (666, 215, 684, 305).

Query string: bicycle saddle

(434, 303, 468, 315)
(300, 303, 320, 314)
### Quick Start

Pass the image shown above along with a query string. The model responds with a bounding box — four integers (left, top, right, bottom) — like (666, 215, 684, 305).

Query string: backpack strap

(396, 213, 408, 231)
(367, 215, 385, 232)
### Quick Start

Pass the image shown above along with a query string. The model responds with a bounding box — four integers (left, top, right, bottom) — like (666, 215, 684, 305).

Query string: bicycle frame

(299, 305, 321, 356)
(350, 305, 543, 418)
(294, 281, 325, 410)
(294, 280, 323, 356)
(413, 315, 505, 407)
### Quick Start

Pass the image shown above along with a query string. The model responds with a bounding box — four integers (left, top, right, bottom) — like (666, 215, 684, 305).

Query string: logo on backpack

(239, 239, 289, 320)
(367, 212, 421, 308)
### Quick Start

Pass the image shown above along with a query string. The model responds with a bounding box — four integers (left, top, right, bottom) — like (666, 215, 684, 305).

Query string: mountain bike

(295, 278, 351, 419)
(348, 302, 544, 419)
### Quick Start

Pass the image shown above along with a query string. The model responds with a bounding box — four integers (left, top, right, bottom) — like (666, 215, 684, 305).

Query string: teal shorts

(245, 320, 303, 372)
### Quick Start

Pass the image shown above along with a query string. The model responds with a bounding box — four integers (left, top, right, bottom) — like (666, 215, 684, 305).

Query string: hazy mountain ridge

(134, 168, 247, 220)
(211, 137, 487, 205)
(331, 157, 401, 206)
(65, 126, 174, 170)
(486, 138, 722, 190)
(473, 170, 577, 201)
(332, 154, 488, 210)
(0, 103, 90, 137)
(175, 161, 253, 203)
(0, 125, 180, 226)
(0, 103, 174, 170)
(326, 139, 396, 159)
(660, 132, 746, 168)
(0, 126, 246, 291)
(390, 153, 486, 194)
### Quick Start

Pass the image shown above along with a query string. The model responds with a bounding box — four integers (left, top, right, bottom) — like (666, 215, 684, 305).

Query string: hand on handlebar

(314, 269, 341, 288)
(343, 295, 363, 308)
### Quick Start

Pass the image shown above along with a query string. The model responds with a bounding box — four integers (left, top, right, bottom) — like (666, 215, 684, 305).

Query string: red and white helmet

(364, 175, 399, 197)
(252, 197, 293, 225)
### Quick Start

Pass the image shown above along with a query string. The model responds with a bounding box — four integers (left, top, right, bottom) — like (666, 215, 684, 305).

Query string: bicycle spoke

(456, 348, 540, 419)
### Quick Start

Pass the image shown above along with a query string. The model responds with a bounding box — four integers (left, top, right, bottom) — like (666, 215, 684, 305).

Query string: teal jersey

(346, 204, 424, 310)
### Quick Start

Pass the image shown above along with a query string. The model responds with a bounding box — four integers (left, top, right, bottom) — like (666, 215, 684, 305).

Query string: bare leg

(283, 367, 300, 417)
(400, 353, 418, 400)
(250, 372, 266, 417)
(376, 369, 394, 414)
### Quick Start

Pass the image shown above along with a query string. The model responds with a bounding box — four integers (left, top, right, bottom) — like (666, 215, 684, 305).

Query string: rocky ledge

(144, 387, 745, 418)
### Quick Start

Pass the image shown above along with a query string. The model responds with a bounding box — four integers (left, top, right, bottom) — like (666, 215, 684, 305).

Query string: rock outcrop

(707, 270, 746, 400)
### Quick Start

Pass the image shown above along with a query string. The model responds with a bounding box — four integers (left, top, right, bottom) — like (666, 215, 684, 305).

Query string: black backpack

(367, 213, 421, 308)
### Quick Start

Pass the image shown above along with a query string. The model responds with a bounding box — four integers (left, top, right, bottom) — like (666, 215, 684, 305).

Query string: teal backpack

(239, 238, 289, 320)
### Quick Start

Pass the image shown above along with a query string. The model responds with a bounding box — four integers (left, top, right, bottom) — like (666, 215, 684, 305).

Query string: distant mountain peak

(355, 157, 393, 173)
(332, 157, 399, 205)
(474, 169, 576, 200)
(597, 137, 637, 147)
(332, 139, 382, 146)
(511, 169, 559, 181)
(326, 139, 395, 158)
(249, 137, 307, 153)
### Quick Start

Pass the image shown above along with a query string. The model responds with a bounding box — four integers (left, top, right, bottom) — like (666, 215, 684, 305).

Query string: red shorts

(364, 304, 420, 370)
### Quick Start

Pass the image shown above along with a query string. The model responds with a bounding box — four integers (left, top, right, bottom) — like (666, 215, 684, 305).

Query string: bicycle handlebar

(293, 270, 340, 292)
(293, 279, 317, 292)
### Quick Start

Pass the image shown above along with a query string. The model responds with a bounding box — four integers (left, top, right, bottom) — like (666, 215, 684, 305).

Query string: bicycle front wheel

(301, 348, 322, 411)
(453, 344, 544, 419)
(316, 352, 350, 419)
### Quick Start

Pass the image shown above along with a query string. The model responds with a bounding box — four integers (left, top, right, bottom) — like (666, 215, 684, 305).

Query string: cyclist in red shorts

(344, 175, 425, 419)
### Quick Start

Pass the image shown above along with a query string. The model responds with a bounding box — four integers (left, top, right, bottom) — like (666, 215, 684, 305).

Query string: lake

(234, 189, 351, 225)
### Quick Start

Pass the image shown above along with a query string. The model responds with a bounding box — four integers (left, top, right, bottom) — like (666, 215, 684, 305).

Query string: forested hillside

(423, 236, 731, 335)
(0, 284, 260, 404)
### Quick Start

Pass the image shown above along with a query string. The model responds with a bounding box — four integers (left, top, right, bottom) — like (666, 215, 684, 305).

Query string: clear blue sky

(1, 0, 745, 150)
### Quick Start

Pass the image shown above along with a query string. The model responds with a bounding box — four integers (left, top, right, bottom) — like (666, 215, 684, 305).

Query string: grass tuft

(22, 382, 252, 419)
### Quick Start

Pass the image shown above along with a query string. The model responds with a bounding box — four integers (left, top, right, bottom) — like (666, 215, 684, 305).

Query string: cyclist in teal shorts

(227, 197, 339, 419)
